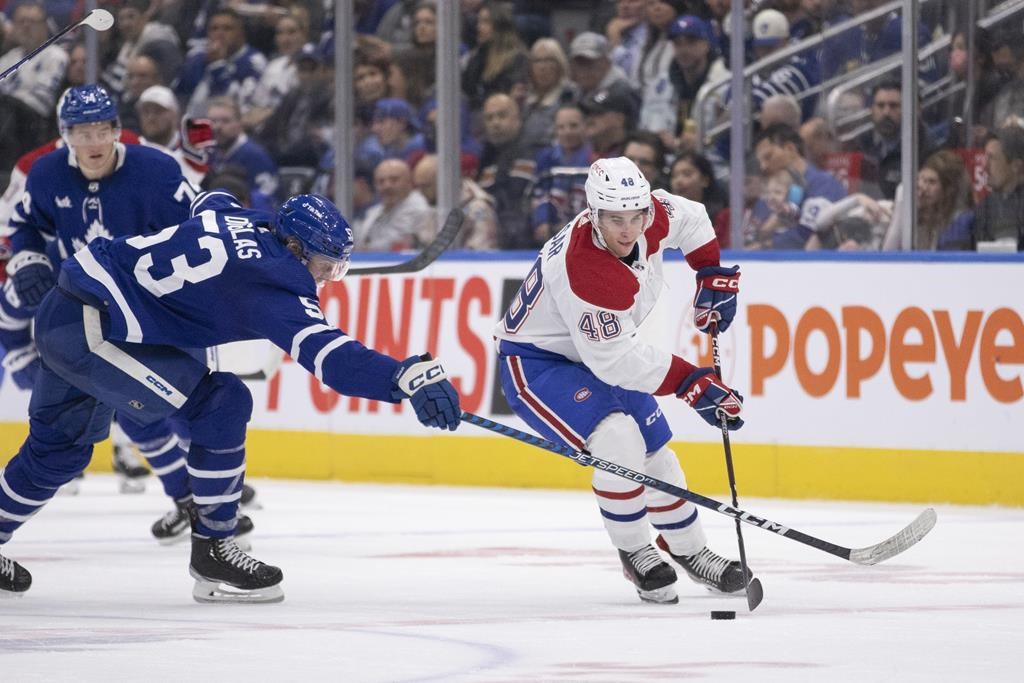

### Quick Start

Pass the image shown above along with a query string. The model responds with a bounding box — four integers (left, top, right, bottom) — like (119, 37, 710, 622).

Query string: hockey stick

(710, 322, 763, 611)
(348, 208, 464, 276)
(0, 9, 114, 83)
(460, 411, 937, 566)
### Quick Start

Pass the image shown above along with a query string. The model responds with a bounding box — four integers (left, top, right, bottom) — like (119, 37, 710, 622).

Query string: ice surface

(1, 476, 1021, 682)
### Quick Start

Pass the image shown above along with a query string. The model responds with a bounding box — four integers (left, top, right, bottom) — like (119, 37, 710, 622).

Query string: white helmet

(585, 157, 653, 227)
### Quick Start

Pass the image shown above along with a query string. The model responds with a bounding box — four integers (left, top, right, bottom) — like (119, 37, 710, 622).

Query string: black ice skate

(112, 443, 149, 494)
(152, 497, 254, 550)
(0, 551, 32, 596)
(189, 534, 283, 604)
(618, 544, 678, 604)
(656, 535, 752, 594)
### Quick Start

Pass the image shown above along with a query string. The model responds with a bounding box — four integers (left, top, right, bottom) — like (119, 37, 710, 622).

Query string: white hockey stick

(0, 10, 114, 83)
(461, 411, 938, 566)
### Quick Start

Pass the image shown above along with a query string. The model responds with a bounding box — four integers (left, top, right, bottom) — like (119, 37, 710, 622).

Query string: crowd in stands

(1, 0, 1022, 252)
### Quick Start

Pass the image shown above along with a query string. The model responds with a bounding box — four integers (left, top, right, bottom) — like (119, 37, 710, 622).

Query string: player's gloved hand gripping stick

(392, 355, 461, 431)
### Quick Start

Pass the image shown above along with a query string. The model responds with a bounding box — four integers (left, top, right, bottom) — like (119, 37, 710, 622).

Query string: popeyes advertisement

(0, 255, 1021, 454)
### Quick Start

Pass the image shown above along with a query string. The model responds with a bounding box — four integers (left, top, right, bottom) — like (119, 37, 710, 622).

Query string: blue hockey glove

(693, 265, 740, 333)
(391, 355, 461, 431)
(2, 342, 39, 390)
(6, 251, 55, 308)
(677, 368, 744, 430)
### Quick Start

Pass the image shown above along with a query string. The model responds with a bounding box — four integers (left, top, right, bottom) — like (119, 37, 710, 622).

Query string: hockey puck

(710, 610, 736, 620)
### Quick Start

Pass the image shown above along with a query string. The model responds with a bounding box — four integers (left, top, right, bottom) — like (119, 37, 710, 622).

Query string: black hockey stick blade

(348, 208, 464, 276)
(745, 577, 764, 611)
(460, 411, 938, 566)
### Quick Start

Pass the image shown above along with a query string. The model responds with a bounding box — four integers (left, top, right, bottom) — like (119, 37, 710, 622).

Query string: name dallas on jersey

(224, 214, 262, 259)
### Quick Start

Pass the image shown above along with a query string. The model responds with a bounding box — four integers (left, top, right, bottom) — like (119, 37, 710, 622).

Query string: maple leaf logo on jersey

(55, 196, 72, 208)
(71, 220, 113, 252)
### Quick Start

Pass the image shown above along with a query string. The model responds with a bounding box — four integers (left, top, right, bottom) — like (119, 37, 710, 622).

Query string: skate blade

(190, 576, 283, 604)
(0, 589, 28, 599)
(637, 585, 679, 604)
(57, 482, 81, 496)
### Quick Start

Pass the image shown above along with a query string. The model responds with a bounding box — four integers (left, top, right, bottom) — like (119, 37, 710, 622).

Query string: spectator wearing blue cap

(664, 15, 729, 148)
(357, 97, 427, 170)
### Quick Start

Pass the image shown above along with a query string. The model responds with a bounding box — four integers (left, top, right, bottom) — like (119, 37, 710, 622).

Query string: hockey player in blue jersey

(1, 85, 264, 532)
(0, 190, 461, 602)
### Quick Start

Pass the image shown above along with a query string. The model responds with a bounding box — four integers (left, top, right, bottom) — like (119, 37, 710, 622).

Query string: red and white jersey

(495, 189, 722, 396)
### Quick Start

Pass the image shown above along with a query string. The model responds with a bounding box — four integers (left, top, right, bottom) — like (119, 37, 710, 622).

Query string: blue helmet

(59, 84, 119, 134)
(276, 194, 354, 281)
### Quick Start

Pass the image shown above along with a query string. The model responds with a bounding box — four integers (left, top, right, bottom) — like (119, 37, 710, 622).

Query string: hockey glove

(677, 368, 744, 430)
(693, 265, 740, 333)
(2, 342, 39, 390)
(391, 355, 461, 431)
(181, 117, 215, 166)
(6, 251, 55, 309)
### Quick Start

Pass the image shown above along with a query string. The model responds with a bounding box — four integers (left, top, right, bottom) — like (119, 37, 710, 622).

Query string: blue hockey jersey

(9, 144, 196, 261)
(58, 191, 400, 402)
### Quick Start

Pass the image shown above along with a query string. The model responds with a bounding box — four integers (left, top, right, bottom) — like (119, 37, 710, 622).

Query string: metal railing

(695, 0, 941, 152)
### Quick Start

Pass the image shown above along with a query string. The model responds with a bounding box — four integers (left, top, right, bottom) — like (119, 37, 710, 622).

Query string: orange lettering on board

(454, 277, 491, 412)
(748, 304, 789, 395)
(373, 278, 415, 414)
(842, 306, 886, 398)
(794, 307, 841, 397)
(348, 278, 375, 412)
(265, 354, 293, 411)
(420, 278, 456, 356)
(933, 310, 983, 401)
(889, 307, 935, 401)
(978, 307, 1024, 403)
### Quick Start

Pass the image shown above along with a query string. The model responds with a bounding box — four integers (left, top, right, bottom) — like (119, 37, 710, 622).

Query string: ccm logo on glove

(397, 360, 447, 394)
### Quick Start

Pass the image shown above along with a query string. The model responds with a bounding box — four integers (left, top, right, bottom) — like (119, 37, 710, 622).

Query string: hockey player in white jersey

(495, 157, 751, 604)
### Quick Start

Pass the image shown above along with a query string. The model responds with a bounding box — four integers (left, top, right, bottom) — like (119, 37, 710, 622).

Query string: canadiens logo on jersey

(71, 197, 113, 252)
(574, 387, 592, 402)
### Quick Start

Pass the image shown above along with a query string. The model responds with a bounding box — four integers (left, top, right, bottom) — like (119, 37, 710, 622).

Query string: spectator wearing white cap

(747, 9, 820, 120)
(568, 31, 636, 102)
(136, 85, 212, 187)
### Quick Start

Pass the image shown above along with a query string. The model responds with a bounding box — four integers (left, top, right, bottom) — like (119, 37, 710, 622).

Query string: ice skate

(112, 443, 149, 494)
(656, 535, 751, 594)
(189, 534, 283, 604)
(618, 544, 678, 604)
(0, 551, 32, 596)
(152, 498, 254, 550)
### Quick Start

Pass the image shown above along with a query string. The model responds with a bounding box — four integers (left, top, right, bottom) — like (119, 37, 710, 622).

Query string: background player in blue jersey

(0, 84, 256, 536)
(0, 191, 461, 602)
